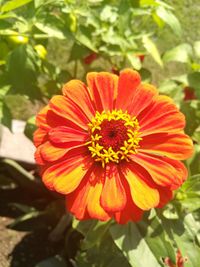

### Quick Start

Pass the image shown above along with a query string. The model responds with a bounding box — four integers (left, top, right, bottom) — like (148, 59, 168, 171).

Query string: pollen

(87, 110, 142, 167)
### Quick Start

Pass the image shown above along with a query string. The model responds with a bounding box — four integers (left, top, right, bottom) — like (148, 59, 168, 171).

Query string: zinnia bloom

(34, 69, 193, 224)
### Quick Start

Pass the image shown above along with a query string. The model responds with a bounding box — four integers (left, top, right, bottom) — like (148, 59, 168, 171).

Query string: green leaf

(9, 210, 43, 228)
(158, 79, 183, 105)
(139, 68, 152, 83)
(76, 231, 130, 267)
(110, 218, 176, 267)
(126, 53, 142, 70)
(0, 99, 12, 129)
(142, 35, 163, 66)
(161, 214, 200, 267)
(187, 72, 200, 99)
(186, 146, 200, 177)
(1, 0, 32, 13)
(6, 44, 41, 98)
(35, 255, 67, 267)
(73, 219, 112, 250)
(163, 44, 193, 63)
(180, 100, 200, 137)
(35, 22, 69, 40)
(193, 41, 200, 58)
(156, 6, 182, 36)
(76, 26, 97, 52)
(24, 115, 36, 141)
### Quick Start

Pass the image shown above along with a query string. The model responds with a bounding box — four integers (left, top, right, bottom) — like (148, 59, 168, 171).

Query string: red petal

(121, 162, 159, 210)
(139, 132, 194, 160)
(100, 164, 126, 212)
(116, 69, 141, 110)
(127, 83, 158, 116)
(131, 153, 188, 190)
(49, 126, 88, 144)
(66, 178, 91, 220)
(156, 187, 173, 208)
(49, 95, 89, 130)
(42, 154, 92, 194)
(87, 72, 118, 111)
(62, 79, 95, 120)
(139, 95, 185, 135)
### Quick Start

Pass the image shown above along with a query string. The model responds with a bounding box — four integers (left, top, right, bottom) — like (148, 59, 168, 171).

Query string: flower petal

(67, 179, 91, 220)
(62, 79, 95, 120)
(121, 162, 159, 210)
(100, 164, 126, 212)
(127, 83, 158, 116)
(40, 141, 68, 162)
(34, 146, 46, 166)
(131, 153, 187, 190)
(49, 126, 88, 144)
(87, 72, 118, 111)
(139, 132, 194, 160)
(49, 95, 89, 130)
(138, 95, 185, 135)
(36, 105, 51, 130)
(42, 154, 92, 194)
(33, 128, 48, 147)
(156, 187, 173, 208)
(87, 182, 111, 221)
(115, 69, 141, 110)
(114, 178, 143, 224)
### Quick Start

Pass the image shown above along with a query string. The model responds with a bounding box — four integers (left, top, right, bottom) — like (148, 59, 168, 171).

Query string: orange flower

(34, 69, 193, 224)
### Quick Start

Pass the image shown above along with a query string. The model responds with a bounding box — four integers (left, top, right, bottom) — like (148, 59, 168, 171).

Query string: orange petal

(49, 95, 89, 130)
(62, 79, 95, 120)
(87, 182, 111, 221)
(40, 141, 68, 162)
(33, 128, 47, 147)
(87, 72, 118, 111)
(36, 105, 50, 130)
(116, 69, 141, 110)
(42, 154, 92, 194)
(139, 95, 185, 134)
(114, 178, 143, 224)
(139, 132, 194, 160)
(100, 164, 126, 212)
(34, 146, 46, 166)
(127, 83, 158, 116)
(131, 153, 188, 190)
(49, 126, 88, 144)
(67, 179, 91, 220)
(121, 163, 159, 210)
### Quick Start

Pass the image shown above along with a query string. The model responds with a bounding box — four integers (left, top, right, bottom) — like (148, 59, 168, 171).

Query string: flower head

(34, 69, 193, 224)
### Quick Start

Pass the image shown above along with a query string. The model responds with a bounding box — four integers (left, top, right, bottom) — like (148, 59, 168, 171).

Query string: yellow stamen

(87, 109, 142, 167)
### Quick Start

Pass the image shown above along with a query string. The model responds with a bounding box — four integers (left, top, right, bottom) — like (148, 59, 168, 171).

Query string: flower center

(87, 110, 142, 167)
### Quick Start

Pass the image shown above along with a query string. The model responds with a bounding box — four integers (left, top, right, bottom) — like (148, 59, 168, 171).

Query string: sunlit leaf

(156, 6, 182, 36)
(1, 0, 32, 13)
(163, 43, 193, 63)
(193, 41, 200, 58)
(142, 35, 163, 66)
(110, 218, 176, 267)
